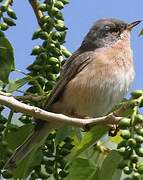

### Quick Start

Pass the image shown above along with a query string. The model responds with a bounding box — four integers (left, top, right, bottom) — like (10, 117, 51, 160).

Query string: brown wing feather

(45, 50, 91, 110)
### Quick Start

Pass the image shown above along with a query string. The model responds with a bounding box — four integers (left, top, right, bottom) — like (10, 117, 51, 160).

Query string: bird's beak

(127, 20, 142, 30)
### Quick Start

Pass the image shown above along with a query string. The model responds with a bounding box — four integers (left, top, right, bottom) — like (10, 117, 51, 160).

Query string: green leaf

(67, 126, 107, 161)
(55, 127, 78, 145)
(109, 131, 122, 144)
(0, 37, 15, 83)
(99, 150, 122, 180)
(7, 76, 31, 93)
(13, 148, 42, 179)
(5, 124, 34, 150)
(67, 157, 99, 180)
(0, 30, 5, 37)
(5, 124, 44, 179)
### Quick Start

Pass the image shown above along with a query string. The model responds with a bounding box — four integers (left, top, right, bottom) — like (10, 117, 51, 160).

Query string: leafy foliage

(0, 0, 143, 180)
(0, 36, 15, 83)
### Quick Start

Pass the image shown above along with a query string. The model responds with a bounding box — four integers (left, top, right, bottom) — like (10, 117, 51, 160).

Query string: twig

(28, 0, 43, 26)
(0, 92, 121, 129)
(15, 95, 46, 102)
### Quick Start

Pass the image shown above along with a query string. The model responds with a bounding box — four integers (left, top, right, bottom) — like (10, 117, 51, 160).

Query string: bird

(5, 18, 141, 168)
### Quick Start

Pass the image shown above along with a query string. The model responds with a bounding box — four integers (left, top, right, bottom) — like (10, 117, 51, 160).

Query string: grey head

(80, 18, 141, 51)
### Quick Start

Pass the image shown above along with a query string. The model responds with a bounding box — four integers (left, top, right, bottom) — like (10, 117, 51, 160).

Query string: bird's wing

(45, 50, 92, 110)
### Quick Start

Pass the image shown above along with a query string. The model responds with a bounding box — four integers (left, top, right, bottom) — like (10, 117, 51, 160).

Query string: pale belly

(60, 64, 135, 117)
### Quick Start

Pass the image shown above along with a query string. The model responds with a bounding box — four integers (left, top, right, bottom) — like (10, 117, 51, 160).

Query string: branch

(15, 95, 46, 102)
(0, 92, 121, 129)
(28, 0, 43, 26)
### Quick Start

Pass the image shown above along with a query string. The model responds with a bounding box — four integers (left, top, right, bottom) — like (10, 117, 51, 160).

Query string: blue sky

(6, 0, 143, 91)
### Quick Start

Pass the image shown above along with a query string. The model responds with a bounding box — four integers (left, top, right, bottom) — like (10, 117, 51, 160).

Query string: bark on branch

(0, 92, 121, 129)
(28, 0, 43, 26)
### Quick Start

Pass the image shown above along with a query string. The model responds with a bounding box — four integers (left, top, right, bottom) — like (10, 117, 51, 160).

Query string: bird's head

(80, 18, 141, 50)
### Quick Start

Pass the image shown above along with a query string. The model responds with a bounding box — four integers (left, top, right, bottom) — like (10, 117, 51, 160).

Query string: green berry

(51, 7, 59, 16)
(55, 20, 67, 31)
(39, 31, 49, 40)
(123, 166, 132, 174)
(131, 90, 143, 98)
(30, 172, 39, 179)
(45, 81, 55, 91)
(134, 114, 143, 124)
(31, 46, 44, 55)
(49, 46, 61, 56)
(135, 135, 143, 143)
(59, 170, 68, 178)
(40, 16, 53, 24)
(51, 31, 61, 40)
(117, 140, 127, 149)
(38, 53, 48, 61)
(61, 0, 69, 5)
(45, 0, 54, 6)
(132, 172, 141, 180)
(136, 128, 143, 136)
(53, 64, 60, 74)
(46, 74, 56, 81)
(45, 166, 54, 174)
(60, 148, 70, 156)
(59, 31, 66, 43)
(118, 118, 131, 129)
(42, 23, 53, 32)
(137, 162, 143, 174)
(128, 138, 137, 148)
(0, 22, 8, 31)
(2, 170, 13, 178)
(55, 11, 64, 20)
(61, 46, 71, 57)
(46, 160, 54, 166)
(136, 148, 143, 157)
(19, 115, 31, 124)
(130, 154, 138, 163)
(117, 147, 126, 155)
(32, 29, 42, 40)
(39, 172, 49, 179)
(7, 7, 17, 19)
(121, 130, 131, 139)
(48, 57, 59, 65)
(55, 1, 64, 9)
(0, 4, 7, 12)
(38, 3, 47, 11)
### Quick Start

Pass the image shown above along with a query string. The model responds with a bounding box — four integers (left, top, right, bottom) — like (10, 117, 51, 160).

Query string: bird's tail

(4, 122, 56, 169)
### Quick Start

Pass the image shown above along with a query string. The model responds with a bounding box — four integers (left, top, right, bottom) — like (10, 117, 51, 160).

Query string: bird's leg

(108, 124, 119, 136)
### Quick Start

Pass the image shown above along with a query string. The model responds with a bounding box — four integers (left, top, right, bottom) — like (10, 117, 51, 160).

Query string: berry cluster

(118, 90, 143, 180)
(0, 1, 17, 31)
(29, 133, 74, 180)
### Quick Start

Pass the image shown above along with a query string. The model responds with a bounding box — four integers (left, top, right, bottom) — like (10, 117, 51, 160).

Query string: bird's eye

(104, 25, 111, 31)
(120, 24, 126, 30)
